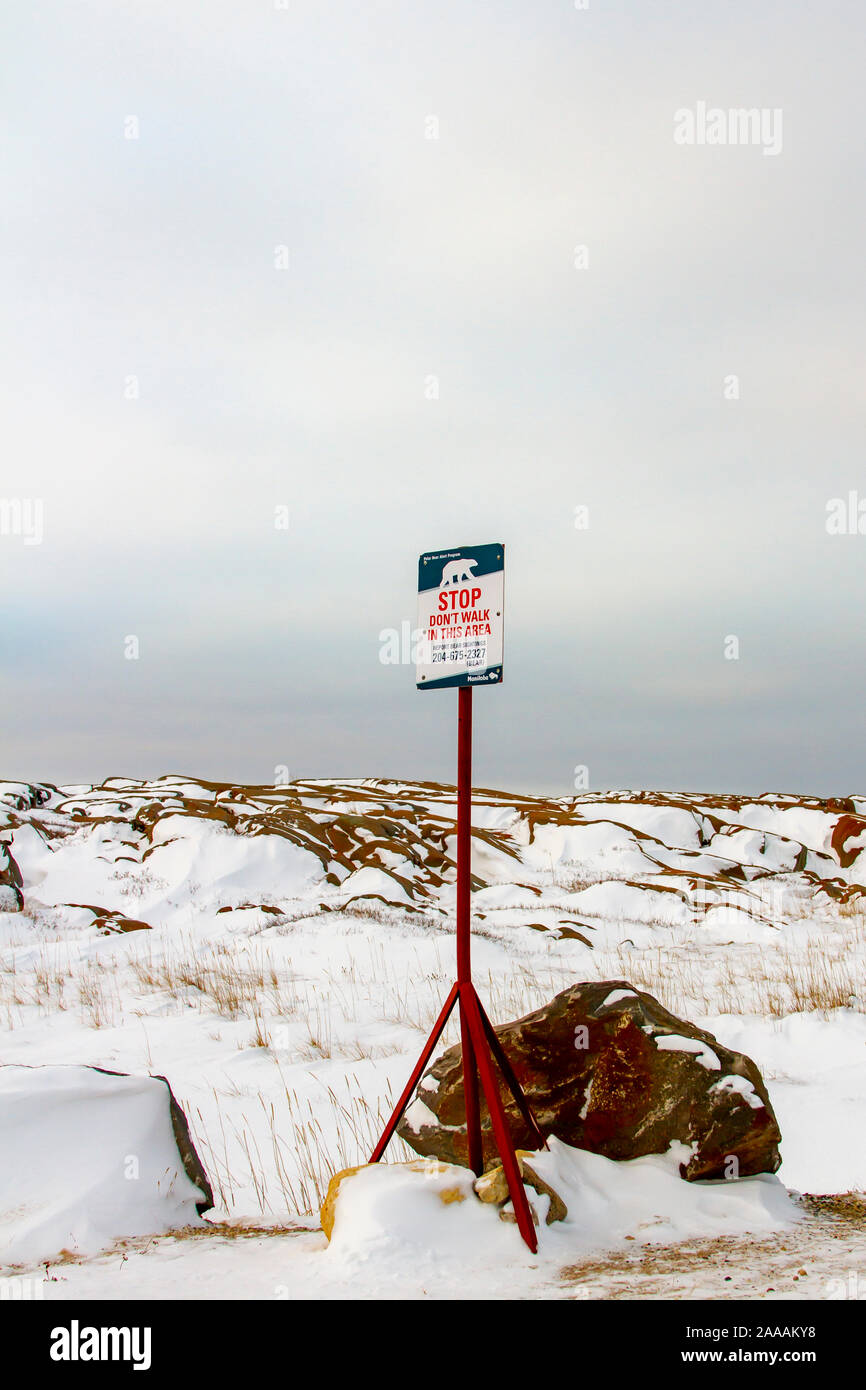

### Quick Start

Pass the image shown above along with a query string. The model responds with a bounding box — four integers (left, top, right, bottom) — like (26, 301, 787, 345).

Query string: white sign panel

(416, 543, 504, 689)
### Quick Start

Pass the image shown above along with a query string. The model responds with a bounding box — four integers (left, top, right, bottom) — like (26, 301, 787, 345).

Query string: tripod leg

(370, 981, 459, 1163)
(462, 987, 538, 1254)
(459, 986, 483, 1175)
(475, 997, 547, 1151)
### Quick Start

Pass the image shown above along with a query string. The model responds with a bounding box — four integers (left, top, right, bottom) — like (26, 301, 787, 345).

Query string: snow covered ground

(1, 776, 864, 1299)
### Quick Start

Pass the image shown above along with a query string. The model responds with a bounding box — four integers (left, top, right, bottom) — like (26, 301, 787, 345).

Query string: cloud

(1, 1, 864, 792)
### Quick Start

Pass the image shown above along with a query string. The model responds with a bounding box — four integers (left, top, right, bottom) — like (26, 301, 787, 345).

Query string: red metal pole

(459, 997, 483, 1174)
(456, 686, 473, 984)
(463, 986, 538, 1253)
(368, 669, 544, 1252)
(369, 981, 460, 1163)
(456, 686, 483, 1174)
(476, 996, 547, 1151)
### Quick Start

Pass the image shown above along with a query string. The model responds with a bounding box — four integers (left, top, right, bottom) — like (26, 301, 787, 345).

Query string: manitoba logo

(49, 1321, 152, 1371)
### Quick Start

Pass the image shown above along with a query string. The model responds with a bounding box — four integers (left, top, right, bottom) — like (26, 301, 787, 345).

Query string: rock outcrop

(2, 776, 863, 924)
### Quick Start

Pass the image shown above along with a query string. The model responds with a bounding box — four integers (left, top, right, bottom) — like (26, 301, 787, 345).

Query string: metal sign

(416, 542, 504, 689)
(373, 540, 542, 1252)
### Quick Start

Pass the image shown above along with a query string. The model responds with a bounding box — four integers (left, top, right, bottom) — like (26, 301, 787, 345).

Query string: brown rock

(153, 1073, 214, 1215)
(94, 915, 152, 934)
(831, 813, 866, 869)
(519, 1155, 569, 1223)
(473, 1165, 510, 1205)
(474, 1150, 568, 1224)
(321, 1164, 366, 1240)
(500, 1198, 539, 1227)
(0, 840, 23, 911)
(319, 1159, 467, 1241)
(397, 980, 782, 1181)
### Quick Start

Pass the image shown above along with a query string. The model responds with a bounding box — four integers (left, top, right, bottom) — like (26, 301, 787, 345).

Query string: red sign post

(370, 546, 545, 1252)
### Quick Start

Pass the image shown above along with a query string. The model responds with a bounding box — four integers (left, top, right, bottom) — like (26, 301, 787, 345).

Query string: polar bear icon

(441, 557, 479, 587)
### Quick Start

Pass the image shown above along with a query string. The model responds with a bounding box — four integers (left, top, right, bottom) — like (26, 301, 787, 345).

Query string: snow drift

(324, 1139, 799, 1279)
(0, 1065, 211, 1266)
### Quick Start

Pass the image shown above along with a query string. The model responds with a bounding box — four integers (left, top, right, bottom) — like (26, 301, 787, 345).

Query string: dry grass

(76, 961, 117, 1029)
(189, 1069, 416, 1216)
(1, 904, 863, 1043)
(2, 881, 863, 1225)
(129, 940, 299, 1022)
(582, 934, 866, 1022)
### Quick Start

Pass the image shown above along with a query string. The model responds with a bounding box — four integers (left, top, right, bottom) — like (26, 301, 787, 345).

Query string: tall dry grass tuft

(130, 940, 300, 1022)
(189, 1070, 416, 1217)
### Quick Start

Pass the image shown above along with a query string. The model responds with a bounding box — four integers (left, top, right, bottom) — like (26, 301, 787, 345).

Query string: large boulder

(0, 1064, 213, 1265)
(397, 980, 782, 1181)
(0, 838, 23, 911)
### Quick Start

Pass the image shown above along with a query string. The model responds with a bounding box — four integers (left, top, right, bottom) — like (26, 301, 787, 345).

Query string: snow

(402, 1097, 439, 1134)
(564, 880, 688, 927)
(602, 988, 638, 1007)
(710, 1075, 764, 1109)
(0, 776, 863, 1297)
(527, 1139, 798, 1252)
(710, 1012, 866, 1193)
(308, 1139, 799, 1294)
(325, 1161, 500, 1272)
(654, 1035, 722, 1070)
(0, 1065, 207, 1266)
(338, 866, 413, 905)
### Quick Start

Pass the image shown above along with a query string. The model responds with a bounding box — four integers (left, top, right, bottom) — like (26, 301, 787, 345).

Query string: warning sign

(416, 543, 504, 690)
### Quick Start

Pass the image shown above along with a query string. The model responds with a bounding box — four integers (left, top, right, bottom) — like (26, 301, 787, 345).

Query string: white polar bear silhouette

(441, 557, 479, 586)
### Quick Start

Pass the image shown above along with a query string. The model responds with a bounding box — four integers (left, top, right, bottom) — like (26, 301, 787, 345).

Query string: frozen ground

(0, 776, 864, 1299)
(9, 1193, 866, 1302)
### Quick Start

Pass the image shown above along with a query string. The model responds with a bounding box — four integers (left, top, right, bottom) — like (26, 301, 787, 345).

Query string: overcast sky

(2, 1, 864, 796)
